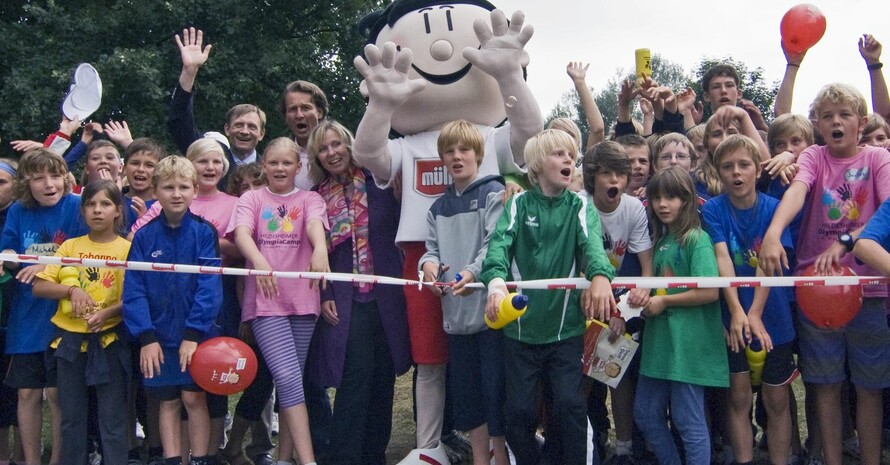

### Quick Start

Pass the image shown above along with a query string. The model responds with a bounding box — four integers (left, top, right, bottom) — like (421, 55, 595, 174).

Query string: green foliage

(0, 0, 384, 159)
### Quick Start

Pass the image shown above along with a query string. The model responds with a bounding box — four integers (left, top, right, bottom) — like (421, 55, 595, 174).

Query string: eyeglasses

(657, 153, 691, 163)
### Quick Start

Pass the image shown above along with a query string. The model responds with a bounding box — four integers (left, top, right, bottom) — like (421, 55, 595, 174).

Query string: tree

(0, 0, 384, 159)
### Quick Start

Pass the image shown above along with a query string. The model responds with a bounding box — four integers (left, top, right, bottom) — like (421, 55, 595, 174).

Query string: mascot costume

(354, 1, 541, 463)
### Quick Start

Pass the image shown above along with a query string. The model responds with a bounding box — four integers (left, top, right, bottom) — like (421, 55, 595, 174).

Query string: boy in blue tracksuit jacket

(122, 155, 221, 465)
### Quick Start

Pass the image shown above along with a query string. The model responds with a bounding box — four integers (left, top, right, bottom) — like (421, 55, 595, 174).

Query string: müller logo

(415, 160, 452, 197)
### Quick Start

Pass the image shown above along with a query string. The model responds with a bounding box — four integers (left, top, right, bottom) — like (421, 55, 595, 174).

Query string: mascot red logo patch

(415, 159, 452, 197)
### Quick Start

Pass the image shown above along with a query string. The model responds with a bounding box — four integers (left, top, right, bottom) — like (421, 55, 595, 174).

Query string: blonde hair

(686, 124, 706, 144)
(437, 120, 484, 165)
(863, 113, 890, 138)
(646, 166, 701, 247)
(714, 134, 763, 167)
(768, 114, 814, 155)
(152, 155, 197, 187)
(305, 122, 359, 185)
(524, 129, 578, 186)
(186, 138, 230, 177)
(14, 148, 72, 208)
(547, 117, 582, 151)
(264, 137, 300, 157)
(810, 83, 868, 119)
(694, 118, 743, 197)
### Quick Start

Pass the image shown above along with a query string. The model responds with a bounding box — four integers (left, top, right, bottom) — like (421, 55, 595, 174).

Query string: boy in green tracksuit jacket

(482, 129, 615, 465)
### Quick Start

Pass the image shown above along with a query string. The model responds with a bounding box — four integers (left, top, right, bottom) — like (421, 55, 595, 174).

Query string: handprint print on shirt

(101, 271, 114, 289)
(52, 230, 67, 246)
(86, 267, 100, 282)
(22, 231, 38, 249)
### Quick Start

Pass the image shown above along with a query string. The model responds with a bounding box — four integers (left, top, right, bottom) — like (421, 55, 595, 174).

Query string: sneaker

(135, 421, 146, 440)
(440, 430, 472, 464)
(88, 451, 102, 465)
(804, 455, 825, 465)
(396, 443, 450, 465)
(270, 412, 279, 436)
(146, 454, 164, 465)
(842, 435, 860, 459)
(225, 413, 233, 433)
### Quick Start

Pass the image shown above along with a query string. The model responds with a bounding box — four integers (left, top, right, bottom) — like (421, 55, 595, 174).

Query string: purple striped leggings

(251, 314, 316, 409)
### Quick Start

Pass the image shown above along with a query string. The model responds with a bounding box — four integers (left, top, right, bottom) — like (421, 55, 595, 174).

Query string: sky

(506, 0, 890, 117)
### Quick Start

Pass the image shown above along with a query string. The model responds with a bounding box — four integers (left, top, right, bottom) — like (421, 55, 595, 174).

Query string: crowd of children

(0, 18, 889, 465)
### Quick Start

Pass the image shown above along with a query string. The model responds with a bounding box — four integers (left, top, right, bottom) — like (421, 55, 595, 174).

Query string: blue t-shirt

(0, 194, 88, 354)
(859, 197, 890, 250)
(702, 193, 796, 345)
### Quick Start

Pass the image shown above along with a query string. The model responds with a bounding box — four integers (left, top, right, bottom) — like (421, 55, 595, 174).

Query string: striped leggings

(251, 314, 316, 410)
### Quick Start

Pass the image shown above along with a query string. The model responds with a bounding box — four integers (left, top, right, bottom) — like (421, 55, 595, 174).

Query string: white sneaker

(396, 443, 450, 465)
(270, 412, 279, 436)
(135, 420, 145, 439)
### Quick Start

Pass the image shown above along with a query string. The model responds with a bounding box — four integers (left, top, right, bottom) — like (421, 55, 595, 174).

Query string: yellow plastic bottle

(485, 293, 528, 329)
(635, 48, 652, 83)
(58, 266, 80, 317)
(746, 341, 766, 387)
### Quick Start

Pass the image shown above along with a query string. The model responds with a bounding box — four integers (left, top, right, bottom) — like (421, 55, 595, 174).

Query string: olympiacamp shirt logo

(415, 160, 452, 197)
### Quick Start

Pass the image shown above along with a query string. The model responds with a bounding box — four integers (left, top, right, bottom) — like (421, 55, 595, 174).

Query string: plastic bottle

(485, 293, 529, 329)
(746, 340, 766, 387)
(635, 48, 652, 83)
(58, 267, 80, 317)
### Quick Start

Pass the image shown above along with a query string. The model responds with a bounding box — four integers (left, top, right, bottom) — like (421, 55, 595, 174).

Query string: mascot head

(359, 0, 528, 135)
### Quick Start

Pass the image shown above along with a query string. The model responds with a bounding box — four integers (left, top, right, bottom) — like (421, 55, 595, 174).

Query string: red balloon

(780, 4, 827, 54)
(189, 337, 258, 395)
(795, 264, 862, 329)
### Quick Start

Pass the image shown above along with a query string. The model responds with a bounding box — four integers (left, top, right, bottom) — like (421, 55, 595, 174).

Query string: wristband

(67, 286, 78, 298)
(868, 62, 883, 71)
(786, 63, 800, 68)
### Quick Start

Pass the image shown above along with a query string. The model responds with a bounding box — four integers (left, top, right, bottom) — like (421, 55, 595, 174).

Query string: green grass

(37, 373, 890, 464)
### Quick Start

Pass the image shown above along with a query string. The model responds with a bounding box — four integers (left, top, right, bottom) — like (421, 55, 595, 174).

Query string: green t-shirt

(641, 229, 729, 387)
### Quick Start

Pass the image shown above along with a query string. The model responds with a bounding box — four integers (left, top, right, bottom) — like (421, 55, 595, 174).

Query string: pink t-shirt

(230, 188, 329, 321)
(795, 144, 890, 297)
(131, 191, 240, 264)
(131, 191, 239, 237)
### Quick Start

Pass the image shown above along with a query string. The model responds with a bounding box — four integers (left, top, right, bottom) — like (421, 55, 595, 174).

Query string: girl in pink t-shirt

(232, 137, 329, 465)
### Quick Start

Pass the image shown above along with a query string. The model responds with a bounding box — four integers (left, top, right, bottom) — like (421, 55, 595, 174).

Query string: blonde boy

(482, 129, 615, 465)
(761, 84, 890, 465)
(123, 156, 222, 465)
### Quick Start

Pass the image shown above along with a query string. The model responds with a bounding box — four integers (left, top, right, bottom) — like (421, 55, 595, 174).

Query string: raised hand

(103, 120, 133, 148)
(859, 33, 882, 66)
(782, 40, 807, 67)
(175, 27, 212, 72)
(354, 42, 427, 112)
(462, 10, 533, 81)
(566, 62, 589, 83)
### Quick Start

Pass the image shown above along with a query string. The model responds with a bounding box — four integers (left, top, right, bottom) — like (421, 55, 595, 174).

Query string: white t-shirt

(383, 123, 522, 243)
(581, 192, 652, 271)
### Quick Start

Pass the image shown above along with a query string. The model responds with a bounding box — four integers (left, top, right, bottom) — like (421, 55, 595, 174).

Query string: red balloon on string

(795, 264, 862, 329)
(189, 337, 258, 395)
(780, 4, 827, 54)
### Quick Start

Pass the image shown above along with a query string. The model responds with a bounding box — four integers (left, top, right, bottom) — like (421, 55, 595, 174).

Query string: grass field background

(34, 369, 890, 464)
